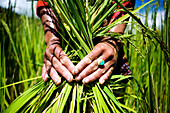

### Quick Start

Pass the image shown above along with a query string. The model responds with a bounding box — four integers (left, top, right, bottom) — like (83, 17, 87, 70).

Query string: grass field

(0, 0, 169, 112)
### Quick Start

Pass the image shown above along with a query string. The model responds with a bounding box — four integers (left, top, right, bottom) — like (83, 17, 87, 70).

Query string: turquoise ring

(97, 59, 105, 66)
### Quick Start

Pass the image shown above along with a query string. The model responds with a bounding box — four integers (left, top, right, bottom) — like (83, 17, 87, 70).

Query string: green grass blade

(102, 85, 125, 112)
(120, 103, 136, 113)
(0, 76, 42, 90)
(97, 84, 116, 113)
(69, 83, 76, 113)
(67, 0, 92, 50)
(98, 0, 154, 35)
(92, 85, 103, 113)
(92, 2, 117, 32)
(95, 84, 110, 113)
(58, 83, 73, 113)
(53, 0, 91, 53)
(76, 83, 80, 113)
(83, 95, 87, 113)
(114, 75, 133, 84)
(4, 81, 45, 113)
(0, 19, 22, 68)
(92, 98, 99, 113)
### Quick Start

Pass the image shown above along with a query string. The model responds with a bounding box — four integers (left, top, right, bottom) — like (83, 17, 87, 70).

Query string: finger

(42, 63, 49, 81)
(82, 61, 112, 84)
(52, 56, 73, 82)
(75, 49, 113, 81)
(74, 44, 105, 75)
(43, 54, 52, 75)
(45, 47, 74, 82)
(75, 60, 98, 81)
(54, 48, 76, 75)
(43, 55, 57, 83)
(44, 58, 52, 73)
(99, 67, 114, 84)
(45, 48, 53, 62)
(49, 67, 61, 85)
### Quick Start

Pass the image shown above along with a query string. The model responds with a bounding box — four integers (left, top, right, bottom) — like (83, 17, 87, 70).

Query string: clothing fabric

(36, 0, 134, 76)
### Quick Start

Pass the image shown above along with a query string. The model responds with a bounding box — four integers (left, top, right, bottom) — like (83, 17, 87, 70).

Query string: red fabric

(36, 1, 49, 9)
(36, 1, 49, 17)
(111, 1, 133, 20)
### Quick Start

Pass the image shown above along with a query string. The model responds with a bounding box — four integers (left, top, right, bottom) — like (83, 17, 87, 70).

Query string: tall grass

(0, 1, 45, 112)
(0, 0, 169, 112)
(124, 0, 170, 112)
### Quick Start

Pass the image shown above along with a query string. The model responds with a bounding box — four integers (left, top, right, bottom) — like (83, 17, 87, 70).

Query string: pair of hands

(39, 7, 120, 85)
(42, 38, 118, 85)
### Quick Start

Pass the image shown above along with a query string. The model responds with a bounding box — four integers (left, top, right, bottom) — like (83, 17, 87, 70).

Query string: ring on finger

(97, 59, 105, 66)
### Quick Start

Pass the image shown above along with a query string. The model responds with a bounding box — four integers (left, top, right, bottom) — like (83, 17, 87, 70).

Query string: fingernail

(83, 79, 89, 84)
(45, 73, 48, 78)
(55, 78, 61, 85)
(42, 77, 45, 81)
(75, 76, 80, 81)
(43, 73, 48, 81)
(55, 79, 58, 84)
(86, 57, 92, 64)
(100, 79, 105, 84)
(68, 76, 73, 82)
(73, 68, 79, 75)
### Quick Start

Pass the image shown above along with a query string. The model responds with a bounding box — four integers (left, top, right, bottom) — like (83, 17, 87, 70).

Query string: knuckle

(53, 61, 59, 68)
(43, 55, 46, 61)
(111, 56, 117, 63)
(107, 50, 114, 57)
(84, 57, 92, 64)
(48, 45, 55, 53)
(100, 69, 106, 75)
(92, 62, 98, 70)
(45, 49, 49, 56)
(59, 50, 67, 58)
(60, 57, 66, 63)
(98, 44, 105, 50)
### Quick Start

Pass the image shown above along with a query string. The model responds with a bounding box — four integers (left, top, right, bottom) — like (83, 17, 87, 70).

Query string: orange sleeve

(36, 0, 50, 18)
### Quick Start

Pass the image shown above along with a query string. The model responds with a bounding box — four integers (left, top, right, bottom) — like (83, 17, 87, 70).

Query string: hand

(74, 41, 118, 84)
(39, 7, 76, 85)
(42, 37, 76, 84)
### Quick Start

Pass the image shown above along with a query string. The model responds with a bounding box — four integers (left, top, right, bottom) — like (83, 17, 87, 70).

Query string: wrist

(45, 35, 61, 46)
(101, 37, 121, 52)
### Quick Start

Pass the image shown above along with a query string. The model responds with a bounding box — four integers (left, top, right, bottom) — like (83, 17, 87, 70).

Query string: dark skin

(40, 7, 127, 85)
